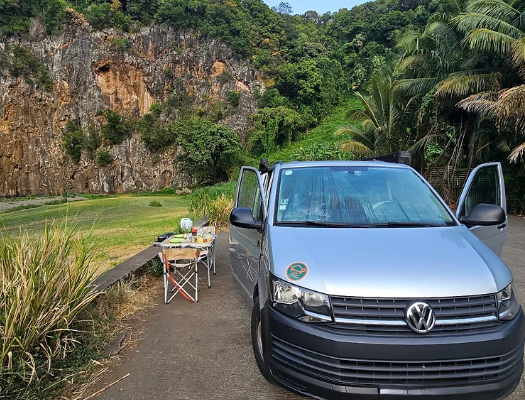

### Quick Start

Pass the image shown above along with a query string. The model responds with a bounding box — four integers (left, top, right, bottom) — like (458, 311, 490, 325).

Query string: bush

(110, 37, 131, 51)
(0, 224, 99, 387)
(62, 120, 85, 163)
(189, 181, 236, 220)
(8, 45, 53, 90)
(102, 110, 130, 145)
(208, 194, 234, 230)
(137, 114, 177, 152)
(175, 118, 241, 184)
(227, 91, 241, 108)
(96, 150, 113, 166)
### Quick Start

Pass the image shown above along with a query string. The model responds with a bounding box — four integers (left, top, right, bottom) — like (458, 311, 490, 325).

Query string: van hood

(268, 226, 511, 298)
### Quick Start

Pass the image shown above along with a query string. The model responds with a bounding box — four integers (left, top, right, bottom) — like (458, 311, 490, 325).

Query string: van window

(275, 166, 455, 226)
(237, 169, 263, 221)
(461, 165, 501, 217)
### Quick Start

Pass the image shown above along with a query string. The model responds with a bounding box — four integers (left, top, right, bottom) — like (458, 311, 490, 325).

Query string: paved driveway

(501, 216, 525, 399)
(95, 216, 525, 400)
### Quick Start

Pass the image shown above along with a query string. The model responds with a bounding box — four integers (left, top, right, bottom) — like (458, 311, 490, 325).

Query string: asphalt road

(94, 216, 525, 400)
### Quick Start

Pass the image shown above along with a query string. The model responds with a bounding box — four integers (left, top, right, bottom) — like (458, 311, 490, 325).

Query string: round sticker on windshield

(286, 262, 308, 281)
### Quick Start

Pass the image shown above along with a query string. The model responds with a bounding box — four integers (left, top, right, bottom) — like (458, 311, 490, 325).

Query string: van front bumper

(264, 305, 525, 400)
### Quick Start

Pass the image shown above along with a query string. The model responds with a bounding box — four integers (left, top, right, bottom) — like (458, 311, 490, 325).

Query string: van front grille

(329, 294, 498, 335)
(271, 336, 523, 387)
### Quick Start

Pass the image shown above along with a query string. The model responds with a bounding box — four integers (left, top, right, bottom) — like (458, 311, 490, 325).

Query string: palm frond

(337, 140, 375, 157)
(396, 78, 439, 96)
(334, 126, 357, 137)
(356, 90, 382, 128)
(436, 72, 501, 97)
(512, 10, 525, 30)
(454, 13, 522, 38)
(396, 29, 422, 51)
(463, 28, 516, 55)
(458, 85, 525, 123)
(494, 84, 525, 121)
(408, 134, 441, 154)
(466, 0, 519, 21)
(457, 91, 499, 116)
(511, 36, 525, 71)
(509, 142, 525, 162)
(425, 20, 461, 49)
(335, 126, 374, 147)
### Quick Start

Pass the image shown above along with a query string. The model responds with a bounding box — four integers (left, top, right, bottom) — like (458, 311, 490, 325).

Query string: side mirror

(460, 203, 506, 227)
(230, 207, 263, 230)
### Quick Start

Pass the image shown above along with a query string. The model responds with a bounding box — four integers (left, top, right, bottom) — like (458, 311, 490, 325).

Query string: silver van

(229, 160, 524, 400)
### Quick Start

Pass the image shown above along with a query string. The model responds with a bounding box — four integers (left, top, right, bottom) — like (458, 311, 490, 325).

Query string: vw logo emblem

(406, 302, 436, 334)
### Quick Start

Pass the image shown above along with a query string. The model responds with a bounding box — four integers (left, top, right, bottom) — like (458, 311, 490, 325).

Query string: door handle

(497, 223, 507, 229)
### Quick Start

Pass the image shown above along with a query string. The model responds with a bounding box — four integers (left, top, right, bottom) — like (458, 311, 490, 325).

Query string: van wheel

(251, 296, 273, 382)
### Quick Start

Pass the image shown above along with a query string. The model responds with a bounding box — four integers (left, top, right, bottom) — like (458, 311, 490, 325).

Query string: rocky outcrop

(0, 25, 262, 196)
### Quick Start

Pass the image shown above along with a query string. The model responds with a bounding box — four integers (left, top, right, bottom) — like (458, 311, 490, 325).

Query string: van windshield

(275, 166, 455, 227)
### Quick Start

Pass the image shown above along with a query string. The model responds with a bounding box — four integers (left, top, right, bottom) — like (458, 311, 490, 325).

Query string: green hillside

(1, 0, 525, 209)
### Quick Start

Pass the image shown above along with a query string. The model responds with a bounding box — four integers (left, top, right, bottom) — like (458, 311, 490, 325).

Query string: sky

(264, 0, 364, 15)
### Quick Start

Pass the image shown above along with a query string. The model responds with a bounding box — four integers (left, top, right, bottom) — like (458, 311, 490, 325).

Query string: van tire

(251, 296, 273, 382)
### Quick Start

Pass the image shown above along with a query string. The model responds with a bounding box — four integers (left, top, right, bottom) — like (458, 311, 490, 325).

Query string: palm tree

(450, 0, 525, 162)
(335, 71, 415, 158)
(396, 0, 525, 163)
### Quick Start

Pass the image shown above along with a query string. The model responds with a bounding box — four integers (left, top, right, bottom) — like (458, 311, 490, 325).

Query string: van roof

(278, 160, 413, 169)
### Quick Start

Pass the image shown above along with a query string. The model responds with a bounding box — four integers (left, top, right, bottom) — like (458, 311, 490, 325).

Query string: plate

(174, 234, 185, 238)
(169, 238, 185, 243)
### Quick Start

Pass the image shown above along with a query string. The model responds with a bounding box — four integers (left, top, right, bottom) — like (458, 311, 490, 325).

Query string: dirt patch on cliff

(93, 60, 155, 117)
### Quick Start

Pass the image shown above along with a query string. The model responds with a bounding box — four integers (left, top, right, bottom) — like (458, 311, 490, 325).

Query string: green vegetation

(102, 109, 130, 145)
(251, 106, 303, 154)
(268, 98, 361, 162)
(3, 44, 53, 90)
(149, 200, 162, 207)
(189, 182, 237, 228)
(175, 117, 241, 184)
(62, 120, 85, 163)
(2, 0, 525, 211)
(96, 150, 113, 166)
(227, 90, 241, 108)
(110, 36, 131, 51)
(0, 224, 98, 391)
(62, 120, 102, 163)
(335, 0, 524, 208)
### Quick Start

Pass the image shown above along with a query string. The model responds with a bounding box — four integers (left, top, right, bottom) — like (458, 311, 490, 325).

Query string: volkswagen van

(229, 160, 524, 400)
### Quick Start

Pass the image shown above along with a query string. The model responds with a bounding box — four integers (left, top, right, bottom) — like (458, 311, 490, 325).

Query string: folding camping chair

(159, 248, 200, 304)
(197, 226, 217, 288)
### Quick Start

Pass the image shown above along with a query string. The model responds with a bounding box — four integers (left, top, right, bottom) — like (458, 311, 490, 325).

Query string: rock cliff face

(0, 25, 262, 196)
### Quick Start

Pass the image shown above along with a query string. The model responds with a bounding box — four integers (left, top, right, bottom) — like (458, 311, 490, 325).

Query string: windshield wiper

(275, 221, 354, 227)
(368, 222, 446, 228)
(305, 221, 352, 227)
(275, 221, 448, 228)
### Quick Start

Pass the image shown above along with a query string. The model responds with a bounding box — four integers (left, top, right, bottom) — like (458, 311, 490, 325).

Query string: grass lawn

(0, 195, 192, 273)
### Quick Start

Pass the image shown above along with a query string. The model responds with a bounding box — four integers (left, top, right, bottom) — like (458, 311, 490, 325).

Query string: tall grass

(0, 223, 99, 385)
(189, 182, 236, 229)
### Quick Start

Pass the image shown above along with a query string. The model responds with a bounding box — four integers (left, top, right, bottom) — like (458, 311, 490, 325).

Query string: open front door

(229, 167, 266, 300)
(457, 162, 508, 256)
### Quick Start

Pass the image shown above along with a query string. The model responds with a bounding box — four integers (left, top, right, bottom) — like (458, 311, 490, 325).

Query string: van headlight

(270, 276, 332, 323)
(497, 283, 521, 321)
